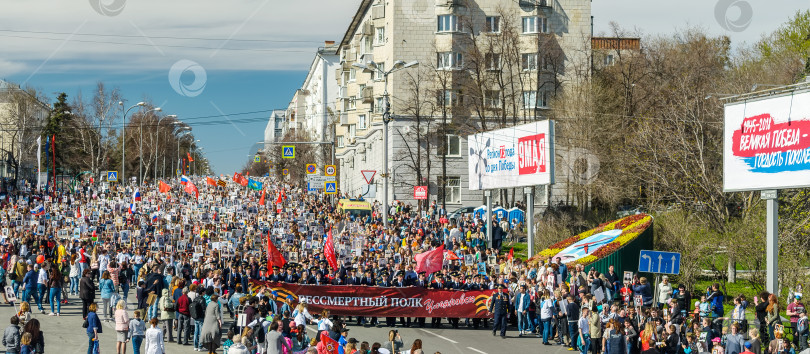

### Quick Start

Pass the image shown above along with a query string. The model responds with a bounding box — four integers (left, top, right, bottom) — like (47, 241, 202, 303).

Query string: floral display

(529, 213, 653, 267)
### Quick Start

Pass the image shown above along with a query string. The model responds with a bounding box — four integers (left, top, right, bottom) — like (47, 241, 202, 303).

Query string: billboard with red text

(724, 90, 810, 191)
(467, 120, 555, 190)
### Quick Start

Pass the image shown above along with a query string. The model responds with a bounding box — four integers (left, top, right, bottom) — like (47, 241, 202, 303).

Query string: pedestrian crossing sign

(254, 155, 261, 162)
(324, 181, 337, 194)
(282, 146, 295, 158)
(107, 171, 118, 182)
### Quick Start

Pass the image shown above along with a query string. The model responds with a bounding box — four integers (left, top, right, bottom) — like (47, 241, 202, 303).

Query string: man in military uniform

(447, 272, 462, 328)
(414, 272, 428, 328)
(489, 284, 509, 338)
(431, 274, 445, 328)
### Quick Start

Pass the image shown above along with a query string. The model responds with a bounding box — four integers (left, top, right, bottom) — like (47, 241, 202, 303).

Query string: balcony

(360, 53, 374, 65)
(339, 113, 350, 125)
(519, 0, 551, 10)
(338, 86, 348, 99)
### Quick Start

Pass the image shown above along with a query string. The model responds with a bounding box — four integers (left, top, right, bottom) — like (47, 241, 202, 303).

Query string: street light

(175, 125, 192, 176)
(154, 114, 177, 181)
(351, 59, 419, 229)
(140, 107, 161, 185)
(120, 101, 145, 184)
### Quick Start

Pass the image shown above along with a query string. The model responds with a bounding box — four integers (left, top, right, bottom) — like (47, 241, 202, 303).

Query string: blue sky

(1, 0, 806, 174)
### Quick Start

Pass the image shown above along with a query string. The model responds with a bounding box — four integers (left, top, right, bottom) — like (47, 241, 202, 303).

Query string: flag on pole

(187, 152, 194, 162)
(76, 206, 81, 218)
(185, 182, 199, 199)
(36, 136, 41, 191)
(266, 235, 286, 269)
(415, 245, 444, 275)
(319, 332, 340, 354)
(132, 188, 141, 202)
(180, 175, 189, 185)
(247, 179, 262, 191)
(128, 203, 136, 214)
(31, 205, 45, 216)
(508, 247, 514, 260)
(259, 189, 266, 205)
(158, 181, 171, 193)
(206, 177, 217, 186)
(325, 228, 338, 270)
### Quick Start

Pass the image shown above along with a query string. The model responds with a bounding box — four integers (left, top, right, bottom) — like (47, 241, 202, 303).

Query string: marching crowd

(0, 175, 803, 354)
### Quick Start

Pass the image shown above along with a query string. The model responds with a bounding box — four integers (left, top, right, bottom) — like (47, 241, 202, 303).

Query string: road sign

(324, 165, 336, 177)
(360, 184, 376, 198)
(361, 170, 376, 184)
(254, 155, 261, 162)
(107, 171, 118, 182)
(282, 146, 295, 158)
(307, 175, 335, 188)
(413, 186, 428, 200)
(324, 181, 337, 194)
(307, 182, 319, 194)
(638, 250, 681, 275)
(282, 169, 289, 176)
(306, 164, 317, 174)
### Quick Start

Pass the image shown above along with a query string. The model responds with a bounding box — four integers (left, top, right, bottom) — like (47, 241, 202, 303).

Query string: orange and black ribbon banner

(250, 281, 496, 318)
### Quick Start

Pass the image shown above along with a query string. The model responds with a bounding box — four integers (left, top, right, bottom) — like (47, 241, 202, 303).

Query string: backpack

(190, 296, 206, 320)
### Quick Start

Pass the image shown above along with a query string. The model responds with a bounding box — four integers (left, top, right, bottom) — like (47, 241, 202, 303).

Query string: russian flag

(180, 175, 189, 185)
(151, 212, 160, 222)
(129, 203, 136, 214)
(132, 188, 142, 202)
(31, 205, 45, 216)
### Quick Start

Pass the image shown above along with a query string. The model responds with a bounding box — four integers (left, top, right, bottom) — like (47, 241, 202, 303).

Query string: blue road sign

(107, 171, 118, 182)
(638, 250, 681, 275)
(282, 146, 295, 158)
(324, 181, 336, 194)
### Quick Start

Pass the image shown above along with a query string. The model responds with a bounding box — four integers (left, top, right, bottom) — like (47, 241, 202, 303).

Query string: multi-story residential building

(591, 37, 641, 69)
(264, 109, 287, 145)
(300, 43, 341, 145)
(0, 80, 50, 182)
(332, 0, 592, 211)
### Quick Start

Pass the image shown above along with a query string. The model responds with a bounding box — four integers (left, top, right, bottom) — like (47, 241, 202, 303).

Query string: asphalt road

(0, 294, 571, 354)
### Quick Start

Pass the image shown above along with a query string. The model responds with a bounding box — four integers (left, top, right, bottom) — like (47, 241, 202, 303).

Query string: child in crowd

(128, 309, 146, 354)
(2, 316, 21, 354)
(19, 333, 32, 354)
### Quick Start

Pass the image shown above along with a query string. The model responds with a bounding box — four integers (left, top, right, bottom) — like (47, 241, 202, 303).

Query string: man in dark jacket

(21, 264, 39, 311)
(144, 267, 164, 320)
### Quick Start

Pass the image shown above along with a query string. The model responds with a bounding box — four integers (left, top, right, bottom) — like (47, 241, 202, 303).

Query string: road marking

(466, 347, 488, 354)
(417, 328, 458, 344)
(305, 325, 317, 333)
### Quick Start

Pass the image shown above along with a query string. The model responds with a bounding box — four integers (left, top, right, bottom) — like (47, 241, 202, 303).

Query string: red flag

(158, 181, 171, 193)
(259, 189, 266, 205)
(245, 171, 249, 176)
(184, 182, 199, 199)
(275, 193, 282, 204)
(319, 332, 340, 354)
(206, 177, 216, 186)
(508, 247, 514, 260)
(444, 250, 460, 260)
(324, 228, 338, 270)
(415, 245, 444, 275)
(232, 172, 249, 187)
(266, 234, 286, 269)
(187, 152, 194, 162)
(76, 206, 81, 218)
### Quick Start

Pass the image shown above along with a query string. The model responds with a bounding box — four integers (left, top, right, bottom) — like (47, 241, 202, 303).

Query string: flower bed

(529, 213, 653, 267)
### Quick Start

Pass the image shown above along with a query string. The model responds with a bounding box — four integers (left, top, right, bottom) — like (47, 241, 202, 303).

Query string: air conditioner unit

(362, 86, 374, 103)
(349, 138, 356, 145)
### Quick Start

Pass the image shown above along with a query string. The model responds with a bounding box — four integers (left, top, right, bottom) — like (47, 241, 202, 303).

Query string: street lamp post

(352, 60, 418, 229)
(154, 114, 177, 182)
(139, 107, 161, 185)
(119, 101, 145, 185)
(175, 127, 191, 176)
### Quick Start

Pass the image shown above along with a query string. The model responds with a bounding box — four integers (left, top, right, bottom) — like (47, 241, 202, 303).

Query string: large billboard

(467, 120, 555, 190)
(724, 90, 810, 192)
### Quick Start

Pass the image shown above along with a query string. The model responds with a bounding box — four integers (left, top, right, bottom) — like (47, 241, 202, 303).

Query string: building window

(484, 90, 501, 108)
(437, 52, 463, 70)
(357, 114, 367, 130)
(348, 124, 356, 139)
(349, 68, 356, 81)
(348, 98, 357, 110)
(437, 15, 459, 32)
(437, 90, 460, 107)
(438, 176, 461, 204)
(485, 53, 500, 70)
(485, 16, 500, 33)
(374, 97, 385, 113)
(447, 135, 460, 156)
(539, 90, 549, 108)
(375, 62, 385, 80)
(522, 16, 547, 34)
(523, 91, 537, 109)
(337, 136, 345, 148)
(374, 27, 385, 45)
(521, 53, 538, 71)
(604, 54, 615, 66)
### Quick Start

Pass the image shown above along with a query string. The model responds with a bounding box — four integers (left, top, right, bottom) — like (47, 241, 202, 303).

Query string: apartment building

(263, 109, 287, 146)
(0, 80, 50, 181)
(331, 0, 592, 209)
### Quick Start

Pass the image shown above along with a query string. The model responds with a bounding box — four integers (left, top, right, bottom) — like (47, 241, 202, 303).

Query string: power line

(0, 34, 317, 53)
(0, 29, 327, 44)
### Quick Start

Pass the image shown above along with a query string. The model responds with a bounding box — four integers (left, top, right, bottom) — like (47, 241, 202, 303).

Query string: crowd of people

(0, 175, 804, 354)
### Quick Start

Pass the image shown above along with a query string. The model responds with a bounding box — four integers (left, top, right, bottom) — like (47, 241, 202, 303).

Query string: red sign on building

(413, 186, 428, 200)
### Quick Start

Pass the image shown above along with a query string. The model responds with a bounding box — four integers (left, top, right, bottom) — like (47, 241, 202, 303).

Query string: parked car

(448, 206, 476, 223)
